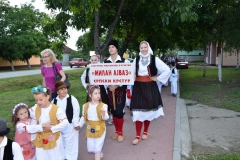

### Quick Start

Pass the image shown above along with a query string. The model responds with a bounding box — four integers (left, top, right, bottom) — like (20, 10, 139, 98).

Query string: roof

(64, 46, 74, 53)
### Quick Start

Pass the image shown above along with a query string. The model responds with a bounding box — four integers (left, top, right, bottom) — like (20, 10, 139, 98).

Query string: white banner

(89, 63, 134, 85)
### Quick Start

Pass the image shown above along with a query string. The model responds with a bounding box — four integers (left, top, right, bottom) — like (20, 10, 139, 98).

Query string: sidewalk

(78, 85, 177, 160)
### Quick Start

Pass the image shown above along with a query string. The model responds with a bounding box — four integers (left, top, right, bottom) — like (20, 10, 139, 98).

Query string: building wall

(178, 49, 205, 56)
(216, 52, 238, 67)
(62, 53, 69, 66)
(0, 56, 40, 67)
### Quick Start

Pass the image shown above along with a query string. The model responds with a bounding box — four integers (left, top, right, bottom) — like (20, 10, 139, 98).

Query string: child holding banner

(104, 40, 127, 142)
(130, 41, 171, 145)
(81, 55, 109, 105)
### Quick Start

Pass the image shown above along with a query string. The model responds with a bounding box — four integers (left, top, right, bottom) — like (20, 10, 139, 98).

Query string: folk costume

(0, 118, 24, 160)
(81, 68, 109, 105)
(29, 104, 69, 160)
(104, 40, 127, 142)
(15, 119, 36, 160)
(52, 81, 80, 160)
(79, 102, 109, 153)
(169, 66, 178, 96)
(130, 41, 171, 144)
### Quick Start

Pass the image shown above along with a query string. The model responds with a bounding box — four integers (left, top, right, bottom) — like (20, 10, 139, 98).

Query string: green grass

(0, 68, 86, 139)
(179, 67, 240, 112)
(192, 153, 240, 160)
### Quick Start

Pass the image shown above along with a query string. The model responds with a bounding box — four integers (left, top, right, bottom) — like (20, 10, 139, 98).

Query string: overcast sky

(9, 0, 84, 50)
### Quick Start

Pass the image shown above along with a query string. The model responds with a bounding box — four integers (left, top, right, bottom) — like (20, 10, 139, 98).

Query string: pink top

(41, 62, 62, 93)
(15, 119, 36, 160)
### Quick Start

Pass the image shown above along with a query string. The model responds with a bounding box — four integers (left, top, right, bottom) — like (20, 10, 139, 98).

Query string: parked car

(69, 58, 88, 68)
(176, 59, 188, 69)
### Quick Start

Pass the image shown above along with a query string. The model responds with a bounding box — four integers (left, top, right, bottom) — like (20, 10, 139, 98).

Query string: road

(0, 66, 83, 79)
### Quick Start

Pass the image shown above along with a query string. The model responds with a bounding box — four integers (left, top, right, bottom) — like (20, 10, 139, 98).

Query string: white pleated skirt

(132, 107, 164, 122)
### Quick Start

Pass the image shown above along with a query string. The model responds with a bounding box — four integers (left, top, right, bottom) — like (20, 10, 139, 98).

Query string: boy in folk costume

(0, 118, 24, 160)
(104, 40, 127, 142)
(169, 62, 178, 97)
(52, 81, 80, 160)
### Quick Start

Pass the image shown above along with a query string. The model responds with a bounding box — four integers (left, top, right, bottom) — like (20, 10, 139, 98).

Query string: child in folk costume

(169, 62, 178, 97)
(104, 40, 127, 142)
(29, 86, 69, 160)
(130, 41, 171, 145)
(79, 85, 109, 160)
(52, 81, 80, 160)
(81, 55, 109, 105)
(12, 103, 36, 160)
(0, 118, 24, 160)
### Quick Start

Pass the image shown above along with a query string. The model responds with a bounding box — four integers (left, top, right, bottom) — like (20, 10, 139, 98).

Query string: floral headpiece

(88, 85, 100, 93)
(31, 86, 47, 94)
(12, 103, 28, 114)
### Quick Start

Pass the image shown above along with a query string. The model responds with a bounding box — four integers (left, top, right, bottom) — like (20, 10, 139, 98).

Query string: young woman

(130, 41, 171, 145)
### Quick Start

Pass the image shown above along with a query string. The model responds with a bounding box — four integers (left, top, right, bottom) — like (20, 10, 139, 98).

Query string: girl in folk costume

(81, 55, 109, 105)
(169, 62, 178, 97)
(79, 85, 109, 160)
(28, 86, 69, 160)
(52, 81, 80, 160)
(130, 41, 171, 145)
(104, 40, 127, 142)
(12, 103, 36, 160)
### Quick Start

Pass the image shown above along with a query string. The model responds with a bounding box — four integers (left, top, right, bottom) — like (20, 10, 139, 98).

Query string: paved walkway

(78, 85, 177, 160)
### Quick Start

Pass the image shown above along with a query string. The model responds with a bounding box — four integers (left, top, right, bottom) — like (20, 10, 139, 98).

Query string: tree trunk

(94, 10, 101, 58)
(217, 43, 222, 82)
(27, 59, 31, 70)
(236, 50, 239, 70)
(9, 61, 15, 71)
(203, 46, 207, 77)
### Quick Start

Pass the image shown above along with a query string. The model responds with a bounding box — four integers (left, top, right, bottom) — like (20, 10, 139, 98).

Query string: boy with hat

(104, 40, 127, 142)
(52, 81, 81, 160)
(0, 118, 24, 160)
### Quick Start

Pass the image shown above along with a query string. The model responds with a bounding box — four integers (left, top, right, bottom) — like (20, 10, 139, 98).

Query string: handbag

(52, 62, 71, 87)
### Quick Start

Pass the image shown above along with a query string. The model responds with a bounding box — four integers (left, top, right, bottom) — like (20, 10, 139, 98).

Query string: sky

(9, 0, 84, 50)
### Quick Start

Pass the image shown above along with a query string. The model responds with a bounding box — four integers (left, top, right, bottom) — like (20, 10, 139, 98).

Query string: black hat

(108, 40, 118, 49)
(0, 118, 10, 136)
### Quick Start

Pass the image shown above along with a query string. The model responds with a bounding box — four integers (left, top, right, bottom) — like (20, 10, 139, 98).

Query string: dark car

(176, 59, 188, 69)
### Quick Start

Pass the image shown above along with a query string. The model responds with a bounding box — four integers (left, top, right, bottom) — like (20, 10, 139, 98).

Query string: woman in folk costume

(104, 40, 127, 142)
(28, 86, 69, 160)
(130, 41, 171, 145)
(79, 85, 109, 160)
(81, 55, 109, 105)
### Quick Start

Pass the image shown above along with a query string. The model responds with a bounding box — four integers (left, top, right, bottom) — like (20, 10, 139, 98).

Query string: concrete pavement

(0, 66, 83, 79)
(78, 85, 181, 160)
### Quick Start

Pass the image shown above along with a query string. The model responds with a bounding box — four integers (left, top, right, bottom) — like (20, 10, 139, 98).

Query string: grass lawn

(179, 66, 240, 112)
(0, 68, 86, 139)
(191, 153, 240, 160)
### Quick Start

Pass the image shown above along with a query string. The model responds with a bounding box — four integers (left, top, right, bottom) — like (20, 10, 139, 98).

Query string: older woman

(130, 41, 171, 145)
(41, 49, 66, 99)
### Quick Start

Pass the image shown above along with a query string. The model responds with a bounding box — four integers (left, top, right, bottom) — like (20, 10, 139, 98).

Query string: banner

(89, 63, 134, 85)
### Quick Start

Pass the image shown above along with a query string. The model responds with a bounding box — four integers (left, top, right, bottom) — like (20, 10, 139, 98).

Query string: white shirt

(0, 136, 24, 160)
(52, 94, 80, 127)
(132, 56, 171, 84)
(106, 55, 122, 63)
(169, 67, 178, 82)
(79, 103, 109, 127)
(29, 104, 69, 133)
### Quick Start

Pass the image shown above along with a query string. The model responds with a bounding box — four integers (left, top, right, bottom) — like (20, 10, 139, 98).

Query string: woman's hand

(108, 85, 119, 92)
(150, 76, 158, 81)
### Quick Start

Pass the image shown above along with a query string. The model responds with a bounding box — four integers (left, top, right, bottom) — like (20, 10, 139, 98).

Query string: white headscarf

(139, 41, 153, 58)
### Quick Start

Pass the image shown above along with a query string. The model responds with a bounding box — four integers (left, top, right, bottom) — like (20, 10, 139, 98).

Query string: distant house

(205, 42, 238, 67)
(177, 49, 205, 62)
(62, 46, 74, 66)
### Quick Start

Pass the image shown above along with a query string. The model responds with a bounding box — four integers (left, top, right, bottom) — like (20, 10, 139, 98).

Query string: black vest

(53, 96, 73, 123)
(85, 68, 90, 83)
(3, 139, 13, 160)
(104, 56, 127, 90)
(136, 55, 157, 76)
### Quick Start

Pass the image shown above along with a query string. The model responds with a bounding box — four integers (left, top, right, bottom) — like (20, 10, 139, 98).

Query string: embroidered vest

(83, 102, 106, 138)
(53, 96, 73, 123)
(3, 139, 13, 160)
(136, 55, 158, 76)
(34, 104, 60, 150)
